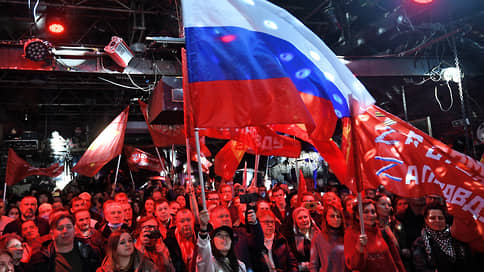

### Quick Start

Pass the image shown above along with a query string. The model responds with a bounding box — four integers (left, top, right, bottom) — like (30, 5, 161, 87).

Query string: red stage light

(48, 23, 65, 34)
(412, 0, 433, 4)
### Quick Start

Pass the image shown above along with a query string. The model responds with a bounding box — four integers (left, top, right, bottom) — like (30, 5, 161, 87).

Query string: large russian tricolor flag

(182, 0, 374, 136)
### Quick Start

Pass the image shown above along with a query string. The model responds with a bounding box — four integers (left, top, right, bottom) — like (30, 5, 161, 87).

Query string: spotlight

(23, 38, 53, 61)
(48, 22, 65, 34)
(104, 36, 134, 68)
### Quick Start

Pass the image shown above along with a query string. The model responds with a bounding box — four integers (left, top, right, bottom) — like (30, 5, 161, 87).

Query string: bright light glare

(48, 23, 65, 34)
(412, 0, 433, 4)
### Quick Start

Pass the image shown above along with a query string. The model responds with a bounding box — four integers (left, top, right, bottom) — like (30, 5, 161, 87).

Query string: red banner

(124, 146, 163, 173)
(6, 148, 63, 186)
(139, 101, 186, 147)
(343, 105, 484, 251)
(214, 140, 248, 180)
(72, 107, 129, 177)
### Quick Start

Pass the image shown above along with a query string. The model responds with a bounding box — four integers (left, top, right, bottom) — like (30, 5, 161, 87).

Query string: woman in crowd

(344, 199, 405, 272)
(0, 233, 28, 272)
(310, 201, 348, 272)
(284, 207, 319, 271)
(375, 195, 410, 269)
(254, 210, 297, 272)
(143, 198, 155, 217)
(6, 208, 19, 221)
(412, 203, 472, 271)
(97, 230, 156, 272)
(197, 210, 246, 272)
(343, 195, 356, 228)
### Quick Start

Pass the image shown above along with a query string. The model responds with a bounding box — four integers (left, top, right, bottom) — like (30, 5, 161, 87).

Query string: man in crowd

(271, 186, 291, 227)
(219, 184, 239, 223)
(73, 209, 103, 252)
(164, 209, 196, 272)
(38, 203, 53, 221)
(97, 200, 126, 240)
(27, 211, 101, 272)
(4, 196, 49, 236)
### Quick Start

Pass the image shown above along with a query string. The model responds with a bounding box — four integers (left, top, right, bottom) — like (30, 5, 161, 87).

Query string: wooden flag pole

(242, 161, 248, 189)
(112, 154, 122, 197)
(194, 128, 207, 210)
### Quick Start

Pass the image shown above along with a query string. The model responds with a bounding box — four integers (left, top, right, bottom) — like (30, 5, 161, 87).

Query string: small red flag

(6, 148, 63, 186)
(72, 107, 129, 177)
(124, 146, 163, 173)
(214, 140, 248, 180)
(296, 169, 307, 207)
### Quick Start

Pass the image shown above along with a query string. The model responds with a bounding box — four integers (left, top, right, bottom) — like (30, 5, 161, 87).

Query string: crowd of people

(0, 177, 480, 272)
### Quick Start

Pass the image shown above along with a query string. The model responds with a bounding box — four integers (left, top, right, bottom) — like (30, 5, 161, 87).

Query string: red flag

(238, 126, 301, 158)
(6, 148, 63, 186)
(72, 107, 129, 177)
(139, 101, 185, 147)
(345, 105, 484, 251)
(214, 140, 248, 180)
(124, 146, 163, 173)
(296, 169, 307, 206)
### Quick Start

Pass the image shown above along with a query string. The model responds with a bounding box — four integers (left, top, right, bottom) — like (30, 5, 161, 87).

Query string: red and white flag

(124, 146, 163, 173)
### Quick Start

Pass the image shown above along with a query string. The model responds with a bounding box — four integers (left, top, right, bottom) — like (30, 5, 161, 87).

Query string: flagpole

(171, 144, 175, 182)
(242, 161, 247, 189)
(194, 128, 207, 210)
(185, 138, 192, 186)
(129, 170, 136, 190)
(154, 147, 166, 175)
(112, 154, 122, 197)
(348, 95, 366, 237)
(252, 154, 260, 188)
(2, 183, 6, 203)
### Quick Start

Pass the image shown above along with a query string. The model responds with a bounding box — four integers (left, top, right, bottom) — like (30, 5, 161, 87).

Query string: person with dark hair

(197, 209, 246, 272)
(133, 216, 174, 271)
(252, 209, 297, 272)
(6, 207, 19, 221)
(412, 203, 473, 271)
(344, 199, 405, 272)
(153, 199, 173, 239)
(310, 201, 348, 272)
(97, 230, 156, 272)
(26, 211, 101, 272)
(375, 195, 410, 270)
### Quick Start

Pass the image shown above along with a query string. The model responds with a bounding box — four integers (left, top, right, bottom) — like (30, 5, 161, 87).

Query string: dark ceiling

(0, 0, 483, 180)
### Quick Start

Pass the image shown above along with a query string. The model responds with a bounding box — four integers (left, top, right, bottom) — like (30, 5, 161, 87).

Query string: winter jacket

(251, 232, 298, 272)
(195, 233, 246, 272)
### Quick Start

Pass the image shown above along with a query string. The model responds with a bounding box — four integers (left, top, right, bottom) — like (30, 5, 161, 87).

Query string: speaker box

(148, 76, 184, 124)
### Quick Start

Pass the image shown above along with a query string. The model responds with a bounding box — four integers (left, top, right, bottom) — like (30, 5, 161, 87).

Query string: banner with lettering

(124, 146, 163, 173)
(343, 105, 484, 251)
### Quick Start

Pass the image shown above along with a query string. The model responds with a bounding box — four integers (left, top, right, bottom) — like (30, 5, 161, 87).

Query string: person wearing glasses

(253, 209, 297, 272)
(0, 233, 28, 271)
(134, 216, 174, 271)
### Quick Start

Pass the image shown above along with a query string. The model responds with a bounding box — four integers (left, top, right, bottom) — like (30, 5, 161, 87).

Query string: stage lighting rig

(23, 38, 53, 61)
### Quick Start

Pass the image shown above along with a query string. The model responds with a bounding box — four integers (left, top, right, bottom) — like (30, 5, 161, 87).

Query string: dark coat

(4, 217, 50, 236)
(25, 238, 101, 272)
(251, 232, 298, 272)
